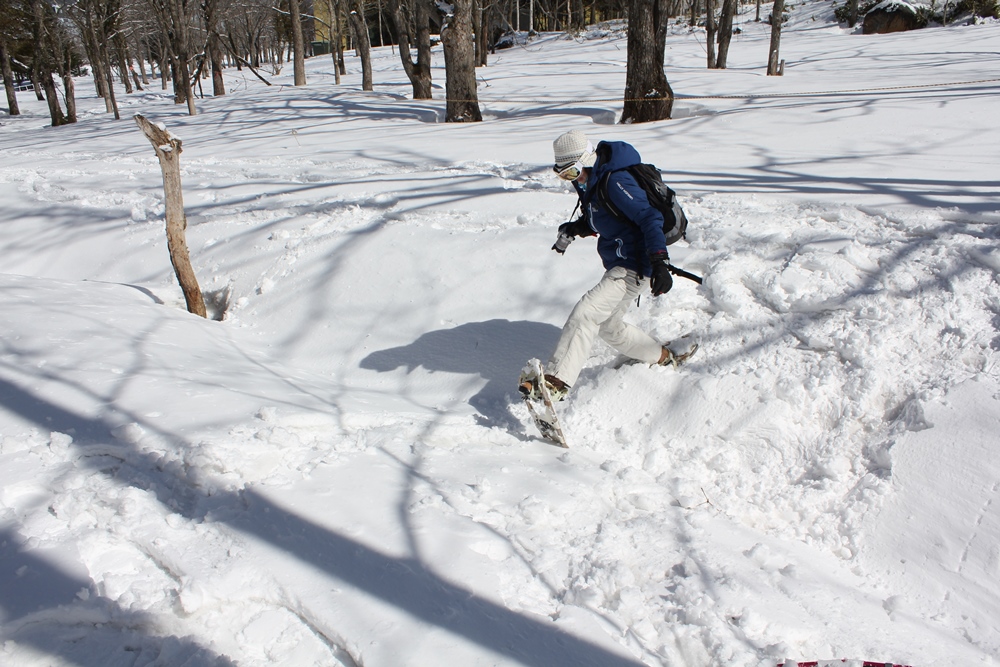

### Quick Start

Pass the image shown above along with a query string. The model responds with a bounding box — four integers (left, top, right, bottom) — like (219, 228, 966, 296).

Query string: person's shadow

(360, 319, 561, 430)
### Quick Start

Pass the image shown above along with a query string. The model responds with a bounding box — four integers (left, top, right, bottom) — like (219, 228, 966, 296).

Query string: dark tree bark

(17, 0, 74, 126)
(115, 32, 134, 94)
(474, 0, 487, 67)
(30, 0, 68, 125)
(63, 70, 77, 121)
(848, 0, 859, 27)
(158, 46, 169, 89)
(767, 0, 785, 75)
(51, 11, 77, 122)
(0, 0, 23, 114)
(30, 70, 44, 100)
(80, 11, 110, 106)
(328, 0, 345, 81)
(69, 0, 123, 117)
(142, 0, 196, 113)
(335, 0, 346, 76)
(101, 54, 121, 118)
(203, 0, 227, 95)
(437, 0, 481, 122)
(131, 30, 150, 87)
(347, 0, 373, 91)
(130, 64, 144, 91)
(386, 0, 432, 98)
(1, 36, 22, 115)
(38, 69, 65, 124)
(716, 0, 737, 68)
(621, 0, 672, 123)
(705, 0, 717, 68)
(288, 0, 306, 85)
(174, 0, 197, 113)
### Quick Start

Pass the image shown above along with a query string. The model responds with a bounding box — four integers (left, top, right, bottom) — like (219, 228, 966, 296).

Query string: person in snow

(519, 130, 680, 402)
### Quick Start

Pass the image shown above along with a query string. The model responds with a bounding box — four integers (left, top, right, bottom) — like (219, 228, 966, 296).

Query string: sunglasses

(553, 161, 584, 181)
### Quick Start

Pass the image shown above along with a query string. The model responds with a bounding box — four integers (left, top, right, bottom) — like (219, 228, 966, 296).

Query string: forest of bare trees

(0, 0, 797, 127)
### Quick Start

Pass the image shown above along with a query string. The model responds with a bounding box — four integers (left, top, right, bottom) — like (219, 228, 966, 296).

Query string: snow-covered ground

(1, 4, 999, 666)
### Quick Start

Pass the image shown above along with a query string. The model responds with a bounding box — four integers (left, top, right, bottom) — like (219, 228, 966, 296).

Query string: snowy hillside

(1, 4, 999, 666)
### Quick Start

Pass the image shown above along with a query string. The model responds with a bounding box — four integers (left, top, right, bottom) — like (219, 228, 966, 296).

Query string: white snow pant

(547, 266, 663, 387)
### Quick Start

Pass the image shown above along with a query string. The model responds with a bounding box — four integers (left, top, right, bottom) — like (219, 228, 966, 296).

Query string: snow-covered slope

(1, 4, 999, 666)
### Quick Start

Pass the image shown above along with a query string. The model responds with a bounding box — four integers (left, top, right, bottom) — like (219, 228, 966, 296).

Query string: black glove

(552, 218, 590, 253)
(563, 217, 596, 238)
(649, 251, 673, 296)
(552, 222, 575, 254)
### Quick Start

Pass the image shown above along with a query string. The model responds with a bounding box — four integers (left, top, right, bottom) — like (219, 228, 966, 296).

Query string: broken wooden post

(134, 114, 207, 318)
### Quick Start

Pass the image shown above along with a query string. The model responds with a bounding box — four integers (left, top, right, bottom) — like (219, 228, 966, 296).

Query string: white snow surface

(2, 5, 999, 666)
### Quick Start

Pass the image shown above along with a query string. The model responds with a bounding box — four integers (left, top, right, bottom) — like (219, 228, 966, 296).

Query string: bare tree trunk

(347, 0, 373, 90)
(63, 72, 77, 121)
(210, 41, 224, 95)
(289, 0, 307, 85)
(136, 37, 150, 85)
(40, 72, 66, 124)
(115, 33, 134, 93)
(335, 0, 346, 76)
(705, 0, 717, 68)
(474, 0, 487, 66)
(31, 0, 67, 125)
(161, 0, 197, 113)
(204, 0, 227, 96)
(30, 71, 44, 100)
(79, 8, 112, 111)
(0, 0, 19, 114)
(438, 0, 481, 122)
(716, 0, 736, 68)
(130, 64, 144, 91)
(134, 114, 207, 319)
(1, 37, 21, 115)
(572, 0, 583, 29)
(327, 0, 341, 83)
(848, 0, 859, 27)
(160, 51, 169, 89)
(386, 0, 432, 98)
(622, 0, 672, 123)
(182, 68, 197, 115)
(54, 30, 78, 122)
(767, 0, 784, 75)
(102, 51, 121, 118)
(376, 0, 384, 46)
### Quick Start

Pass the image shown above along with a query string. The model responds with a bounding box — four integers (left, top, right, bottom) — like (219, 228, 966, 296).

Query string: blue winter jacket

(574, 141, 667, 277)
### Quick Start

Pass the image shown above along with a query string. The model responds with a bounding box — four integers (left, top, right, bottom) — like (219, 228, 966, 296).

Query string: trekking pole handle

(668, 264, 704, 285)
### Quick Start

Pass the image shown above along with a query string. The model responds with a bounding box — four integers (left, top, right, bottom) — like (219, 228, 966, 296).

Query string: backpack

(596, 163, 688, 245)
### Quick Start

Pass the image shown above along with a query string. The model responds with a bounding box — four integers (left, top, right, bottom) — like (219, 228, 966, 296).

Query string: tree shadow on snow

(0, 376, 646, 667)
(359, 319, 561, 430)
(0, 525, 236, 667)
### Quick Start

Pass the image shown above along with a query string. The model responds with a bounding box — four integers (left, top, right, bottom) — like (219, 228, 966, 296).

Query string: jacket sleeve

(572, 181, 598, 236)
(605, 170, 667, 255)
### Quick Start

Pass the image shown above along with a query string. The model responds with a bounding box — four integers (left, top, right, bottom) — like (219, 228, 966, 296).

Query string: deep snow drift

(1, 5, 999, 666)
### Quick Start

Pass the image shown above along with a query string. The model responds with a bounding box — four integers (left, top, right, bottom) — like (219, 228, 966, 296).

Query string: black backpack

(596, 163, 688, 245)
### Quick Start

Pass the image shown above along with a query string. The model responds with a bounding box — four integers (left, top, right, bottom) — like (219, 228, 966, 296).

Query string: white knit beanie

(553, 130, 596, 169)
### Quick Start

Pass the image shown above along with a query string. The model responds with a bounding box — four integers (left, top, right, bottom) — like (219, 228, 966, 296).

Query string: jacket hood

(592, 141, 643, 181)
